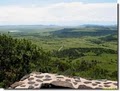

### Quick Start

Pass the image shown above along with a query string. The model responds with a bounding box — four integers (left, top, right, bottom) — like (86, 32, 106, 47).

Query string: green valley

(0, 25, 118, 88)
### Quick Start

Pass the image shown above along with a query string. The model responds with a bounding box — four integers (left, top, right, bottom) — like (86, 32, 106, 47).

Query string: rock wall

(9, 72, 118, 89)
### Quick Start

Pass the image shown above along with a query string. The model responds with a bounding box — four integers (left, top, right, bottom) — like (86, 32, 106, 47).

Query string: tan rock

(11, 81, 24, 88)
(51, 81, 74, 88)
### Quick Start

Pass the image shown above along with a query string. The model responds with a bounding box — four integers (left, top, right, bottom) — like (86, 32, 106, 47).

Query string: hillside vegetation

(0, 34, 52, 88)
(0, 25, 118, 88)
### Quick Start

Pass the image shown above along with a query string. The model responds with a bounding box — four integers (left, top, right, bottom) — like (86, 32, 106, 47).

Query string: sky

(0, 0, 117, 26)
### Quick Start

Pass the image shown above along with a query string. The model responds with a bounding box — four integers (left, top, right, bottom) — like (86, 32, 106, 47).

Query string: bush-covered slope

(0, 34, 51, 88)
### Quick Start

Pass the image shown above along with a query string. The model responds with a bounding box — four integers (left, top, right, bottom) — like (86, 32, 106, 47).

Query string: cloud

(0, 2, 117, 25)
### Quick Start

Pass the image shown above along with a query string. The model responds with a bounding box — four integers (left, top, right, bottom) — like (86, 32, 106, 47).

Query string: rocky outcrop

(9, 72, 118, 89)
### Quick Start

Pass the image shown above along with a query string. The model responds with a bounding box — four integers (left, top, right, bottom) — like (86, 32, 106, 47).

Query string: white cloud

(0, 2, 117, 25)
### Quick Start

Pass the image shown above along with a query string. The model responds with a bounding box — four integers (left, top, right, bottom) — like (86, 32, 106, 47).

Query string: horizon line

(0, 24, 117, 27)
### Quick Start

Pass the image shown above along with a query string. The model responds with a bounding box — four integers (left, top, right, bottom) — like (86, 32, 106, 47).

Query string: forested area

(52, 48, 117, 59)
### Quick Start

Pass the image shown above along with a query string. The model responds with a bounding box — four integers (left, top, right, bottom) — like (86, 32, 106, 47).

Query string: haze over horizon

(0, 0, 117, 26)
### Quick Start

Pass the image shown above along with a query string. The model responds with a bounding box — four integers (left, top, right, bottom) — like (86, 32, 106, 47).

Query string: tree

(0, 34, 51, 88)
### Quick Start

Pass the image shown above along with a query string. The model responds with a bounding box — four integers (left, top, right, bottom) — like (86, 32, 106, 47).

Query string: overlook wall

(9, 72, 118, 89)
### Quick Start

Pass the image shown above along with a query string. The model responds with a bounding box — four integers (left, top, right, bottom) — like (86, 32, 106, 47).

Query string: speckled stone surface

(10, 72, 118, 89)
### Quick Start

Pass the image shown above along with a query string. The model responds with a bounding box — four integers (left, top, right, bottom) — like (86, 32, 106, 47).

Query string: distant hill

(51, 26, 117, 38)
